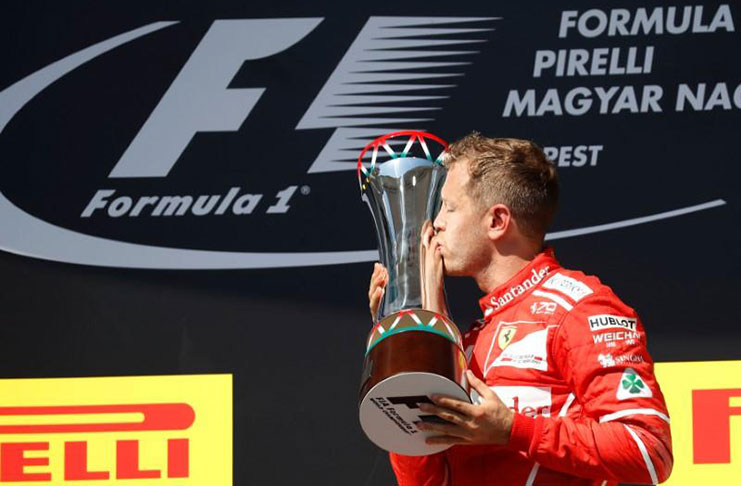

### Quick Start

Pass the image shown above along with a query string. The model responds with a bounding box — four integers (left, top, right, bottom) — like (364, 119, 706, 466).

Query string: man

(368, 133, 672, 486)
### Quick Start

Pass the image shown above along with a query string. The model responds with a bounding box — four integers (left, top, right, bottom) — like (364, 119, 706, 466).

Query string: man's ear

(485, 204, 512, 240)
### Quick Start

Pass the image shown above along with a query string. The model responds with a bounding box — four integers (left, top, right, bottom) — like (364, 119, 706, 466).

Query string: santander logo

(490, 266, 550, 311)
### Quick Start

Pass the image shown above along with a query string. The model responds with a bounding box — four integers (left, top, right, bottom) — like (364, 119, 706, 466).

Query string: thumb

(467, 369, 495, 401)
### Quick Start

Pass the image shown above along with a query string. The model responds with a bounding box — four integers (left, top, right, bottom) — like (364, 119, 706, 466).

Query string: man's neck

(474, 243, 543, 293)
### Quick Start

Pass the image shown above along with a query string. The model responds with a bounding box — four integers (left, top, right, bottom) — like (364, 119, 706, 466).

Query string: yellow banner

(0, 374, 231, 486)
(0, 362, 736, 485)
(656, 360, 741, 485)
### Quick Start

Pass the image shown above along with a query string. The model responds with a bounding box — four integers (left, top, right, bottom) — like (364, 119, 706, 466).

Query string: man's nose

(433, 212, 444, 232)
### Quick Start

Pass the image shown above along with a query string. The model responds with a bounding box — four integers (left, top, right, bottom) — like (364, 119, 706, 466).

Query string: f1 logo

(108, 17, 491, 179)
(109, 19, 322, 178)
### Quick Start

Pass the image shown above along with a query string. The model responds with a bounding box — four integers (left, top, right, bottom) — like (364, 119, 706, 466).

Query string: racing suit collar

(478, 247, 560, 318)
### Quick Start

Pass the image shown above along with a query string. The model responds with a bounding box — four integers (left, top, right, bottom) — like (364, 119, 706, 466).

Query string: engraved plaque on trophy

(357, 131, 471, 456)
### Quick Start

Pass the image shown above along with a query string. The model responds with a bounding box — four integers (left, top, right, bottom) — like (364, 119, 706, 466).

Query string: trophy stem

(362, 157, 446, 320)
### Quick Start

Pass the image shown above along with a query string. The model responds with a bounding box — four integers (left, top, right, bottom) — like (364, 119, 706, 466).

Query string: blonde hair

(443, 132, 559, 240)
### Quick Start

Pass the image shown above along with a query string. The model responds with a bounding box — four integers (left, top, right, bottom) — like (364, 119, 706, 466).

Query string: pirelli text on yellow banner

(0, 374, 231, 485)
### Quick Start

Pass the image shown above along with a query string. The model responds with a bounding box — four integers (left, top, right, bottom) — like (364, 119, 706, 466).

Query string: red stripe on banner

(0, 404, 195, 434)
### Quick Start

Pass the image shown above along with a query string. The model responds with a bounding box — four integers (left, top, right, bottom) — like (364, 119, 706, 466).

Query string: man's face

(433, 162, 490, 277)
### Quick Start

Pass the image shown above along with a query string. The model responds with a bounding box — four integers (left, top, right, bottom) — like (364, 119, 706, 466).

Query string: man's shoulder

(539, 265, 631, 311)
(532, 263, 634, 317)
(537, 267, 644, 352)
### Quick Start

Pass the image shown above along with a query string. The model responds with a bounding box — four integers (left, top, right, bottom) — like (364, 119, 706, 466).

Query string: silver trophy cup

(357, 132, 470, 456)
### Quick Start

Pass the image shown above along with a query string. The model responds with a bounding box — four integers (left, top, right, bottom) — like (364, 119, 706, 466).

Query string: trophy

(357, 131, 470, 456)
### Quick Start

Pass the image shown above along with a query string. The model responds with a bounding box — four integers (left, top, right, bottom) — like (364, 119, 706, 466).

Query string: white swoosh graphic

(545, 199, 727, 241)
(0, 23, 728, 269)
(0, 21, 376, 269)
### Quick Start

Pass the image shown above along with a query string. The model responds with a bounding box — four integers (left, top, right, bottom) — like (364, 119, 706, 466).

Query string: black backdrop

(0, 1, 739, 484)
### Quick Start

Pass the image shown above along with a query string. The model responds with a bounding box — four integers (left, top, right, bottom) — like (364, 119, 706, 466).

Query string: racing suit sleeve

(507, 294, 673, 484)
(389, 452, 449, 486)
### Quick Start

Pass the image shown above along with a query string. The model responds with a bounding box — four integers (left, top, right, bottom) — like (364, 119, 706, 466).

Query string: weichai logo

(0, 375, 231, 485)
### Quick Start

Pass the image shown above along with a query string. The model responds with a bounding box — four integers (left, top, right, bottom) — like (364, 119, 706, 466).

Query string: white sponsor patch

(489, 328, 549, 371)
(589, 314, 637, 332)
(593, 330, 640, 346)
(617, 368, 653, 400)
(542, 273, 593, 302)
(599, 353, 644, 368)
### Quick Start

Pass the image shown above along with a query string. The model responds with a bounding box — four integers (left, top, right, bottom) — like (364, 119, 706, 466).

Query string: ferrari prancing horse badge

(498, 325, 517, 350)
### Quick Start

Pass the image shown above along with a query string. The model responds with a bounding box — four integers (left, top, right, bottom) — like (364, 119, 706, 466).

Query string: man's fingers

(421, 219, 433, 235)
(425, 237, 439, 267)
(368, 264, 378, 296)
(368, 263, 388, 319)
(425, 435, 467, 445)
(368, 264, 387, 297)
(421, 220, 434, 249)
(466, 370, 496, 401)
(416, 420, 468, 439)
(430, 237, 444, 262)
(422, 230, 431, 249)
(369, 263, 382, 287)
(419, 402, 467, 425)
(373, 286, 384, 302)
(371, 263, 387, 279)
(369, 287, 384, 320)
(430, 395, 477, 417)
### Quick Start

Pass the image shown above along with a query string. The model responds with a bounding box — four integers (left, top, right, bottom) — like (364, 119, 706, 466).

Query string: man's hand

(369, 220, 448, 321)
(417, 370, 514, 446)
(368, 263, 388, 321)
(420, 220, 448, 316)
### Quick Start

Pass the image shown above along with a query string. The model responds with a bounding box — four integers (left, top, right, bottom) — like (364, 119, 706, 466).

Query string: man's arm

(418, 294, 673, 484)
(509, 294, 673, 484)
(389, 452, 449, 486)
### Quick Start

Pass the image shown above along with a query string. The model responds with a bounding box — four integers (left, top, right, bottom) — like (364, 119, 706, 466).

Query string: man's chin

(443, 260, 476, 278)
(443, 264, 465, 277)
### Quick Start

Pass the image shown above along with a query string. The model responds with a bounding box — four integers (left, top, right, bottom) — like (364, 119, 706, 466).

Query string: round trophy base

(359, 371, 470, 456)
(358, 310, 470, 455)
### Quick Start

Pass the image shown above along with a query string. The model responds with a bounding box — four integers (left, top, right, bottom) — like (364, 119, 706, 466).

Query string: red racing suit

(390, 248, 673, 485)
